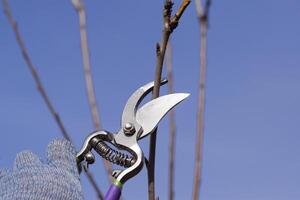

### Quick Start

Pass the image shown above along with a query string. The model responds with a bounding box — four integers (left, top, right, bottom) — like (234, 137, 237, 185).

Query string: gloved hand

(0, 139, 84, 200)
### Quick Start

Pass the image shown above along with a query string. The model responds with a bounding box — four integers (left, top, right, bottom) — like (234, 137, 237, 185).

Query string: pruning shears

(76, 79, 189, 200)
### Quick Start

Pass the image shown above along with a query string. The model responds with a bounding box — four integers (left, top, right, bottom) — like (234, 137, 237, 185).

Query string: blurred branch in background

(85, 170, 104, 200)
(70, 0, 113, 182)
(3, 0, 104, 199)
(70, 0, 101, 130)
(193, 0, 211, 199)
(147, 1, 190, 199)
(2, 0, 71, 142)
(166, 41, 176, 200)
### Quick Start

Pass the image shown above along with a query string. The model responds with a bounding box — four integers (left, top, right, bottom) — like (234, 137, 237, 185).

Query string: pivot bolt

(124, 122, 136, 136)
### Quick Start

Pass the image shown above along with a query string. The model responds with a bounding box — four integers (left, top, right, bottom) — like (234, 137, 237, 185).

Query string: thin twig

(3, 1, 104, 199)
(166, 42, 176, 200)
(71, 0, 112, 181)
(71, 0, 102, 130)
(192, 0, 211, 199)
(2, 0, 71, 142)
(85, 170, 104, 199)
(147, 1, 190, 199)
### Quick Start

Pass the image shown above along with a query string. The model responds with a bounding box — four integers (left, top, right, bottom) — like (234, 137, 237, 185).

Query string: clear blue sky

(1, 0, 300, 199)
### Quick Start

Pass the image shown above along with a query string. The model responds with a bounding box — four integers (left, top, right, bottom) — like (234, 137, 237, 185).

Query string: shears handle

(104, 184, 122, 200)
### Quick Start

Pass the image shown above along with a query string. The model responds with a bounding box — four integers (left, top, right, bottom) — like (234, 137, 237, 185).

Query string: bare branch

(2, 0, 71, 142)
(195, 0, 204, 17)
(85, 170, 104, 200)
(170, 0, 191, 31)
(3, 1, 104, 199)
(71, 0, 102, 131)
(147, 1, 190, 199)
(192, 0, 211, 199)
(195, 0, 211, 21)
(166, 42, 176, 200)
(70, 0, 113, 182)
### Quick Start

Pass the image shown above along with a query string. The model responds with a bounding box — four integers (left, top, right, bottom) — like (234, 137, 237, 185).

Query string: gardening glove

(0, 139, 84, 200)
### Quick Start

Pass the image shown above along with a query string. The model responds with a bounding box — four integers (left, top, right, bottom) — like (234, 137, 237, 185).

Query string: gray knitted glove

(0, 139, 84, 200)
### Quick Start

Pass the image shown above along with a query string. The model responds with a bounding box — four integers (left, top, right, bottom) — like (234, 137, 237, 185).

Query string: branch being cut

(192, 0, 211, 199)
(166, 42, 176, 200)
(3, 1, 104, 199)
(147, 1, 190, 200)
(70, 0, 112, 181)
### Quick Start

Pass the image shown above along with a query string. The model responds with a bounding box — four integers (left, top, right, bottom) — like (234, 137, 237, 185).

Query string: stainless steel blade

(136, 93, 189, 139)
(121, 79, 168, 128)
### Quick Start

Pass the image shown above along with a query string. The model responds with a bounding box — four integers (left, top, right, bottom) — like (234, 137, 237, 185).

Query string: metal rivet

(85, 152, 95, 164)
(124, 122, 135, 136)
(125, 123, 132, 130)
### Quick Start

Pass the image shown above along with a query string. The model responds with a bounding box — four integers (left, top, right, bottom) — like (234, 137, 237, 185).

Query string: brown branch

(170, 0, 191, 30)
(71, 0, 101, 130)
(2, 0, 71, 142)
(192, 0, 211, 199)
(85, 170, 104, 199)
(3, 1, 104, 199)
(70, 0, 113, 183)
(147, 1, 190, 200)
(166, 42, 176, 200)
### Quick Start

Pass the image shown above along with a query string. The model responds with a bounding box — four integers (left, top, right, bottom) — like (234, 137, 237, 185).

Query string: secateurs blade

(76, 79, 189, 200)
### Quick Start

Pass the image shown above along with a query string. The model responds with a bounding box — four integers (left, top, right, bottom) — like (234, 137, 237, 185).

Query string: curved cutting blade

(136, 93, 190, 140)
(121, 79, 168, 127)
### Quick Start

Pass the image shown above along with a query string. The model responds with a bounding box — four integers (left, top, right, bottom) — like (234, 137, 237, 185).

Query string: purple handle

(105, 184, 122, 200)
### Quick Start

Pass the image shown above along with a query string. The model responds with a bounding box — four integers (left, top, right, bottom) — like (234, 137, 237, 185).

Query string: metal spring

(94, 141, 136, 168)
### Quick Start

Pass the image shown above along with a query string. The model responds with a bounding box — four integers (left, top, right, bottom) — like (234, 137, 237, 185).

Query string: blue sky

(1, 0, 300, 199)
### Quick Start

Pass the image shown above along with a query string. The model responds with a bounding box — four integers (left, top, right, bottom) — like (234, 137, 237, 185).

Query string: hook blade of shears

(121, 79, 168, 128)
(136, 93, 190, 140)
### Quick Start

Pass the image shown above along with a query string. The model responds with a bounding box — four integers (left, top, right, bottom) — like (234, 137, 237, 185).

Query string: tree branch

(71, 0, 101, 130)
(85, 170, 104, 200)
(70, 0, 113, 182)
(3, 1, 104, 199)
(147, 1, 190, 199)
(166, 42, 176, 200)
(2, 0, 71, 141)
(192, 0, 211, 199)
